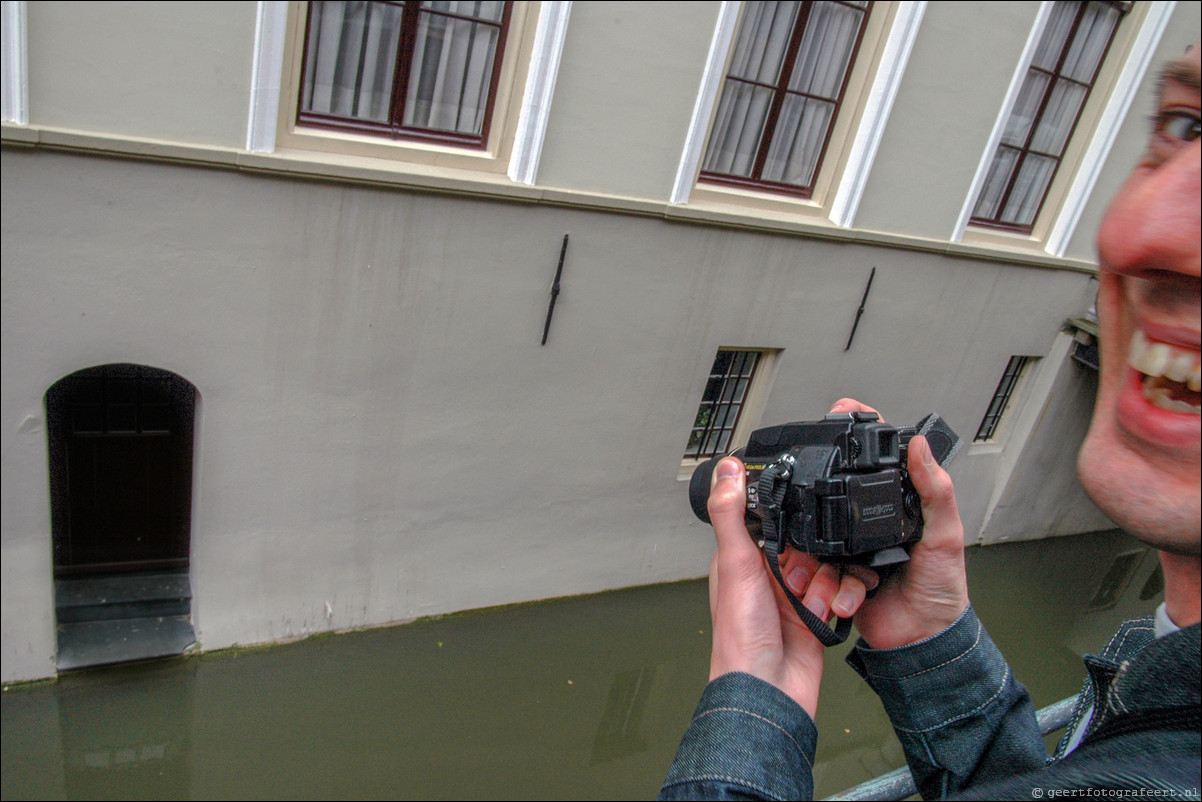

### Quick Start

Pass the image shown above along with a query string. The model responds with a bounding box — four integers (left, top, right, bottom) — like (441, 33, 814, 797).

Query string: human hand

(706, 455, 869, 717)
(828, 399, 969, 650)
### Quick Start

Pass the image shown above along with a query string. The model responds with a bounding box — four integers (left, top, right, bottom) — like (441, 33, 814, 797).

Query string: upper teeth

(1129, 330, 1202, 392)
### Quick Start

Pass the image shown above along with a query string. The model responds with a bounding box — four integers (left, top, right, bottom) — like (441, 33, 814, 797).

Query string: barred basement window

(685, 350, 762, 459)
(975, 355, 1033, 442)
(298, 1, 513, 148)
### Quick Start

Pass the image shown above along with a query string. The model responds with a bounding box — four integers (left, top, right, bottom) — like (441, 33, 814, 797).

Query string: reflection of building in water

(1066, 546, 1165, 658)
(3, 1, 1198, 683)
(58, 661, 195, 799)
(592, 665, 656, 764)
(0, 539, 1165, 799)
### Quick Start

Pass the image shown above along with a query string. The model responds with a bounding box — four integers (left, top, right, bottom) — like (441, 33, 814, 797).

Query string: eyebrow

(1158, 57, 1201, 94)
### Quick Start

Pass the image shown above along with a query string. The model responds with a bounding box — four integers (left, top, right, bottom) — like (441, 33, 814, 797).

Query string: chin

(1078, 421, 1202, 557)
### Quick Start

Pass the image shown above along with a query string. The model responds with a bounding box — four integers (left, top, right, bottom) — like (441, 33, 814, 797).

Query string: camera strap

(756, 461, 854, 647)
(763, 538, 855, 647)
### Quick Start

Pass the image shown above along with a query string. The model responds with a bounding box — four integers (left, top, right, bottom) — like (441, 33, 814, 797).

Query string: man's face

(1078, 44, 1201, 556)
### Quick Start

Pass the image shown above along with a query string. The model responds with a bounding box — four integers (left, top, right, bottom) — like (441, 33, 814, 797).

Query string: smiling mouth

(1129, 330, 1202, 415)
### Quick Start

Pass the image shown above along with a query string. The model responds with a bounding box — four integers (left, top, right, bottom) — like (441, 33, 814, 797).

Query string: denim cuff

(658, 672, 817, 801)
(845, 605, 1013, 734)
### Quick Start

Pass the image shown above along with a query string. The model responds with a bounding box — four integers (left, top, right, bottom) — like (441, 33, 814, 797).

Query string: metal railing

(824, 696, 1077, 801)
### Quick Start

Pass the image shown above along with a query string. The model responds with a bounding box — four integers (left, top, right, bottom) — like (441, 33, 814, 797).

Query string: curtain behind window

(302, 1, 504, 137)
(702, 1, 868, 192)
(971, 1, 1123, 229)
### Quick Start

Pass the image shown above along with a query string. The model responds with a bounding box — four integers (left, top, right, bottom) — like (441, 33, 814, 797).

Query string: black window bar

(685, 350, 762, 459)
(975, 355, 1032, 442)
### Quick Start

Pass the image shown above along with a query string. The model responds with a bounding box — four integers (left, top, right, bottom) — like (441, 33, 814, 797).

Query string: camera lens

(688, 457, 721, 523)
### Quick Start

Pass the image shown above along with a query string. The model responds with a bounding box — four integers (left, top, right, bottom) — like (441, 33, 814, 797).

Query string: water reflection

(2, 529, 1161, 800)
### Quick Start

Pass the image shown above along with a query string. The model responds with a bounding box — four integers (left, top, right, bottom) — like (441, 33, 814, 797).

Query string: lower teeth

(1142, 378, 1202, 414)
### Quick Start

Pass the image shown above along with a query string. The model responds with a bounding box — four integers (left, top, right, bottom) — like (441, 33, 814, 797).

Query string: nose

(1097, 140, 1202, 281)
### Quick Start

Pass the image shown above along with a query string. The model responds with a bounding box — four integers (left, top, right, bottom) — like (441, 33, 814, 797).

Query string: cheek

(1094, 275, 1129, 369)
(1095, 173, 1147, 269)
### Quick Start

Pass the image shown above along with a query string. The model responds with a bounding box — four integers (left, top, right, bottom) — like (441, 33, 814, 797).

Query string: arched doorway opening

(45, 364, 197, 670)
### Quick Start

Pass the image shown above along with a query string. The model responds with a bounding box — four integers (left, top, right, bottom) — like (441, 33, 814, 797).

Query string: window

(970, 1, 1128, 232)
(45, 364, 197, 576)
(685, 350, 763, 459)
(298, 1, 513, 148)
(974, 355, 1034, 442)
(699, 1, 872, 198)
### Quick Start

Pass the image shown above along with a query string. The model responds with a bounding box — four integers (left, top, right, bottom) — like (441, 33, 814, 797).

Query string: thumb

(708, 457, 759, 561)
(908, 436, 964, 552)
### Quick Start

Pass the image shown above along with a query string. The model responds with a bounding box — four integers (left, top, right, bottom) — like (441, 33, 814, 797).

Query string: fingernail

(833, 590, 855, 617)
(785, 564, 810, 595)
(830, 402, 844, 412)
(716, 459, 741, 480)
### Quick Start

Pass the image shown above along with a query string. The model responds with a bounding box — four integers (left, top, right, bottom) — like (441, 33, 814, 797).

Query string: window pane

(303, 1, 404, 123)
(732, 351, 755, 377)
(405, 11, 500, 135)
(1032, 1, 1077, 71)
(788, 1, 864, 99)
(1000, 153, 1056, 226)
(422, 1, 506, 22)
(763, 95, 833, 187)
(1001, 71, 1051, 147)
(703, 82, 775, 177)
(1062, 3, 1121, 82)
(973, 146, 1020, 220)
(1029, 79, 1087, 154)
(712, 350, 734, 374)
(728, 1, 802, 85)
(73, 406, 104, 435)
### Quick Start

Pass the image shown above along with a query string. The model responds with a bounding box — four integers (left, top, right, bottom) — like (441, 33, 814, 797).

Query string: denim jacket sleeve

(846, 605, 1047, 800)
(657, 671, 818, 801)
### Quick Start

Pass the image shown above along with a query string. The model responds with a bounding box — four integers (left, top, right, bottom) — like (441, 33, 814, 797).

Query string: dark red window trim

(296, 1, 513, 150)
(700, 1, 873, 199)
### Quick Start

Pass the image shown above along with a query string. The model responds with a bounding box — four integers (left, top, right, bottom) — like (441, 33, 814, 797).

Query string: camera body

(689, 412, 958, 569)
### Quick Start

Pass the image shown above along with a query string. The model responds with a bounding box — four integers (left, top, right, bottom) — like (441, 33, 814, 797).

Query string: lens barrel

(688, 456, 721, 523)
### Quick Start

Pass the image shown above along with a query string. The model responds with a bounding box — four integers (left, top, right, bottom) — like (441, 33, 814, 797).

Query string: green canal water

(2, 529, 1162, 800)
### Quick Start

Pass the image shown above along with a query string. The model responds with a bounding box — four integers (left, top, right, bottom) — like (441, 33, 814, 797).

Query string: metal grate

(974, 355, 1032, 442)
(685, 350, 761, 459)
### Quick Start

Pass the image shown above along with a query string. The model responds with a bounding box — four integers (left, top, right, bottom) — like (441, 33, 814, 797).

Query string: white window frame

(953, 1, 1173, 256)
(671, 1, 923, 228)
(250, 0, 570, 184)
(1, 0, 28, 125)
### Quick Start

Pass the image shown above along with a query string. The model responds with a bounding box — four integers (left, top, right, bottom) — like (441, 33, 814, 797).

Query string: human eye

(1155, 109, 1202, 143)
(1143, 108, 1201, 165)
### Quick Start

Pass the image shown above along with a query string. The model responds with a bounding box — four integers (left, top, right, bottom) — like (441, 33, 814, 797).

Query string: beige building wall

(4, 1, 1194, 682)
(25, 1, 257, 148)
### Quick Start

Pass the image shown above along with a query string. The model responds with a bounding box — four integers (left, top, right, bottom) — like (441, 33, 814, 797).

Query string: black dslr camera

(689, 412, 961, 570)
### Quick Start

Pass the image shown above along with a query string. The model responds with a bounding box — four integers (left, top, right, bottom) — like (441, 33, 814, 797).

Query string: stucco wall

(6, 0, 1195, 682)
(25, 1, 256, 148)
(3, 147, 1101, 682)
(852, 1, 1042, 239)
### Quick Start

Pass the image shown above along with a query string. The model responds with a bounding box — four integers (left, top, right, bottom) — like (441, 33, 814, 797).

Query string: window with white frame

(699, 1, 873, 198)
(685, 349, 764, 459)
(297, 1, 513, 148)
(970, 1, 1129, 232)
(974, 355, 1036, 442)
